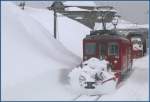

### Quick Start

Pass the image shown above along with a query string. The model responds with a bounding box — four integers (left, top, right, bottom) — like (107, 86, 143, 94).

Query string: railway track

(73, 94, 102, 101)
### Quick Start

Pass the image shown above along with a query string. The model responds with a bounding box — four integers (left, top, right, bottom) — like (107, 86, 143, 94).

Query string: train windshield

(108, 43, 119, 56)
(85, 42, 96, 55)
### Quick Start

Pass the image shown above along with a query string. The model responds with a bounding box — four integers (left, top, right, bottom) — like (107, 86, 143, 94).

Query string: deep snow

(1, 1, 149, 101)
(99, 55, 149, 101)
(1, 2, 82, 101)
(22, 6, 91, 57)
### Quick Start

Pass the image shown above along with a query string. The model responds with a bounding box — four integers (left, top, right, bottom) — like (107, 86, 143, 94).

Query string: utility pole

(102, 16, 106, 30)
(54, 9, 57, 39)
(48, 1, 64, 39)
(19, 1, 25, 10)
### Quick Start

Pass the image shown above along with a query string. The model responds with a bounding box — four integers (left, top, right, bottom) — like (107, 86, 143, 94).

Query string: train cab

(83, 30, 133, 80)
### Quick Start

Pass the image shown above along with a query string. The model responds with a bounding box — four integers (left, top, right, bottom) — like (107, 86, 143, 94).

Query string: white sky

(13, 1, 149, 24)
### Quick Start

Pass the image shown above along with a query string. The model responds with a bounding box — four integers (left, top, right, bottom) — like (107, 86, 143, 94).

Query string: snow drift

(1, 2, 81, 101)
(99, 55, 149, 101)
(23, 6, 91, 57)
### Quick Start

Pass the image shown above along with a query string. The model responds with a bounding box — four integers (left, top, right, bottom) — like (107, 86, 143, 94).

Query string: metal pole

(54, 10, 57, 39)
(102, 17, 106, 30)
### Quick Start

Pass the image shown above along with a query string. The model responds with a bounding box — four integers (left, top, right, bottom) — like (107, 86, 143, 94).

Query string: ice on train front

(68, 58, 117, 95)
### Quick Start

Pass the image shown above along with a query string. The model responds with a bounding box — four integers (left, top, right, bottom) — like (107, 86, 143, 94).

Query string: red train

(83, 30, 133, 81)
(126, 32, 146, 59)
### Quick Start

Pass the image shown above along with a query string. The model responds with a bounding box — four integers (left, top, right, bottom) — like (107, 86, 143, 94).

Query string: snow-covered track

(74, 94, 101, 101)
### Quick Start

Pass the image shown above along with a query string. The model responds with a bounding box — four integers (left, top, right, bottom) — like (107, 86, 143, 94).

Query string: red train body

(83, 30, 133, 81)
(126, 32, 146, 59)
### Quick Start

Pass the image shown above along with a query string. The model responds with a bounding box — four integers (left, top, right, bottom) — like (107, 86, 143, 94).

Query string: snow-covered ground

(1, 1, 149, 101)
(99, 55, 149, 101)
(1, 2, 82, 101)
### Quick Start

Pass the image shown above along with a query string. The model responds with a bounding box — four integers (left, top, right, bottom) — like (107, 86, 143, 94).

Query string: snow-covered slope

(23, 6, 90, 57)
(99, 55, 149, 101)
(1, 2, 81, 101)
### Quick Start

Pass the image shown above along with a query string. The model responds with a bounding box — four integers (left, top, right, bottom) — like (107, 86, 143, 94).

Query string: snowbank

(1, 2, 81, 100)
(99, 55, 149, 101)
(23, 6, 91, 57)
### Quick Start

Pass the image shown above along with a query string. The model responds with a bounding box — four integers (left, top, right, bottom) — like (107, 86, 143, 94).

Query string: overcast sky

(95, 1, 149, 24)
(13, 1, 149, 24)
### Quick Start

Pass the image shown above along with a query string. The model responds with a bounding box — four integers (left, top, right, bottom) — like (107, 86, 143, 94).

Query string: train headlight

(114, 60, 118, 64)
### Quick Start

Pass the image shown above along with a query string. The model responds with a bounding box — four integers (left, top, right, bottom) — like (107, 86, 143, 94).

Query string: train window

(108, 43, 119, 56)
(85, 42, 96, 55)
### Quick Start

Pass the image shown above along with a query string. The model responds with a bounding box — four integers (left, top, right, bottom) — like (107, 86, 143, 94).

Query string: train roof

(128, 31, 143, 35)
(84, 30, 129, 42)
(117, 29, 148, 37)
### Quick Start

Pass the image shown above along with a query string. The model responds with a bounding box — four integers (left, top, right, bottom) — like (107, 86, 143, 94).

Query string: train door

(98, 43, 107, 60)
(127, 47, 132, 71)
(120, 44, 132, 81)
(107, 42, 120, 71)
(121, 44, 129, 75)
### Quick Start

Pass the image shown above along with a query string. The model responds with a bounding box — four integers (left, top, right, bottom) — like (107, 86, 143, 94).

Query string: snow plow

(68, 58, 117, 95)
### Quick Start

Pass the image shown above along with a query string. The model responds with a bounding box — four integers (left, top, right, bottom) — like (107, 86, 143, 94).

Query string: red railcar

(83, 30, 133, 81)
(126, 32, 146, 59)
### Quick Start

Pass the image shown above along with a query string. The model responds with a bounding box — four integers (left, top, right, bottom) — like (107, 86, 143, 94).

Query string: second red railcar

(126, 32, 146, 59)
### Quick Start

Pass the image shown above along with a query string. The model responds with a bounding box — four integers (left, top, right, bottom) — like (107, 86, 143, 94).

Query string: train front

(131, 37, 143, 58)
(83, 32, 132, 82)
